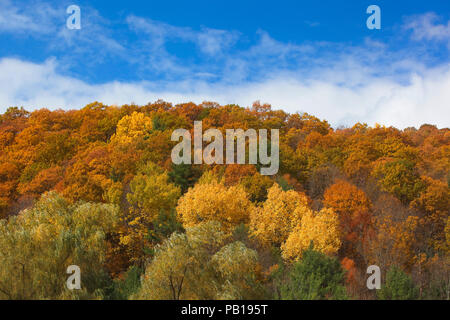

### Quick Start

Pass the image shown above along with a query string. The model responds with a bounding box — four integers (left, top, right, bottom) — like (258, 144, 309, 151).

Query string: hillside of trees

(0, 101, 448, 300)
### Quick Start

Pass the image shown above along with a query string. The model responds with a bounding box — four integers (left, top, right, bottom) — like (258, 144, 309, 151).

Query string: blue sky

(0, 0, 449, 128)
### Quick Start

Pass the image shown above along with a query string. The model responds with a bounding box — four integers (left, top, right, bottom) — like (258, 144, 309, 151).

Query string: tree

(0, 192, 119, 299)
(416, 255, 450, 300)
(280, 247, 347, 300)
(366, 215, 419, 272)
(223, 164, 257, 186)
(120, 162, 181, 264)
(240, 172, 274, 203)
(18, 166, 63, 196)
(176, 180, 253, 233)
(135, 221, 263, 299)
(250, 184, 309, 246)
(168, 163, 202, 194)
(378, 266, 419, 300)
(281, 208, 341, 261)
(323, 180, 372, 262)
(135, 232, 195, 300)
(61, 143, 113, 202)
(372, 159, 425, 203)
(411, 177, 450, 253)
(0, 162, 20, 218)
(323, 180, 372, 215)
(210, 241, 265, 299)
(307, 165, 342, 199)
(111, 111, 153, 146)
(105, 265, 143, 300)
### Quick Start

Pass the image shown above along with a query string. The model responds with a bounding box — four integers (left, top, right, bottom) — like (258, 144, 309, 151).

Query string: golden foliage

(176, 180, 253, 233)
(120, 162, 180, 263)
(111, 111, 153, 146)
(0, 102, 449, 300)
(250, 183, 308, 246)
(281, 208, 341, 261)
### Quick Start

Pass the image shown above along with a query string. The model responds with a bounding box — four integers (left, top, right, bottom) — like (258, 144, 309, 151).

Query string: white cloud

(123, 15, 243, 77)
(0, 0, 58, 33)
(126, 15, 239, 56)
(197, 28, 239, 55)
(404, 12, 450, 47)
(0, 0, 124, 64)
(1, 57, 449, 129)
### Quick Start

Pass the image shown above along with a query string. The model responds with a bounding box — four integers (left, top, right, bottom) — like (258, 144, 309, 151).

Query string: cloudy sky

(0, 0, 449, 128)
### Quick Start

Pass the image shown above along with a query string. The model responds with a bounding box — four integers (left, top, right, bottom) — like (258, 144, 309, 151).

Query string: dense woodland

(0, 101, 448, 300)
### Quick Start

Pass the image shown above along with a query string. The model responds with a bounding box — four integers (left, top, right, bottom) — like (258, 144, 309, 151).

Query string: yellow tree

(250, 183, 309, 246)
(0, 192, 119, 299)
(411, 177, 450, 252)
(281, 208, 341, 261)
(111, 111, 153, 146)
(120, 162, 181, 264)
(176, 180, 253, 233)
(134, 232, 195, 300)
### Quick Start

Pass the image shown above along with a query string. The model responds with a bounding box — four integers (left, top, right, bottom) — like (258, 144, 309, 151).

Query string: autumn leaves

(177, 180, 251, 232)
(249, 184, 341, 260)
(176, 178, 341, 262)
(0, 101, 448, 300)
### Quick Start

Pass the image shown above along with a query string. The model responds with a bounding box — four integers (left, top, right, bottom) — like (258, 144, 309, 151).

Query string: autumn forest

(0, 101, 448, 300)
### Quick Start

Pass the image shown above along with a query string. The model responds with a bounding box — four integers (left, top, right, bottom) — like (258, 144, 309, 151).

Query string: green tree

(378, 266, 419, 300)
(105, 266, 143, 300)
(168, 163, 202, 194)
(280, 246, 347, 300)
